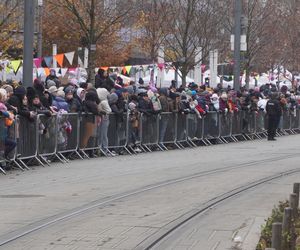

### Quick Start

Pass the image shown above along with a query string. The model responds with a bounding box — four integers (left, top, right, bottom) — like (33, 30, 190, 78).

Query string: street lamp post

(233, 0, 242, 91)
(23, 0, 35, 87)
(37, 0, 43, 58)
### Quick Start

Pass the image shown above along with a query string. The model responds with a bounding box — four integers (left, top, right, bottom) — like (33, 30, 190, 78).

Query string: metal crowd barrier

(159, 112, 180, 149)
(186, 113, 205, 146)
(219, 113, 233, 143)
(0, 117, 6, 174)
(79, 113, 100, 158)
(16, 116, 44, 169)
(56, 113, 82, 160)
(38, 114, 65, 165)
(140, 113, 161, 151)
(108, 113, 131, 154)
(1, 109, 300, 174)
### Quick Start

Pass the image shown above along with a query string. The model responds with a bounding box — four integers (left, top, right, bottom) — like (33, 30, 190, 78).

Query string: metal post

(271, 222, 282, 250)
(233, 0, 242, 91)
(37, 0, 43, 58)
(52, 44, 57, 68)
(293, 183, 300, 207)
(290, 193, 298, 218)
(23, 0, 35, 87)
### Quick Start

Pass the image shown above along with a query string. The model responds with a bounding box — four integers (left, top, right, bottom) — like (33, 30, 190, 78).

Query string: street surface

(1, 136, 300, 250)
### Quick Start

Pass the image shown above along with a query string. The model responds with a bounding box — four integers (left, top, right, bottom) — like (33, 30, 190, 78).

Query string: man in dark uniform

(266, 92, 281, 141)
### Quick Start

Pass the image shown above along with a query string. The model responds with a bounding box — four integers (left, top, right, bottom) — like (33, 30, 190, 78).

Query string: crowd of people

(0, 68, 299, 166)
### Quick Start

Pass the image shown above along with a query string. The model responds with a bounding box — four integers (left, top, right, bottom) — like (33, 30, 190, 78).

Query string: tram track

(0, 153, 299, 248)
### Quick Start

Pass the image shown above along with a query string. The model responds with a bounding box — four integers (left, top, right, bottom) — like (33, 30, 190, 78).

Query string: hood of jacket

(97, 88, 110, 102)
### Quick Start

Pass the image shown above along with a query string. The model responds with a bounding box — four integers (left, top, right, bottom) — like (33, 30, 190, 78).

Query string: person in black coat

(81, 90, 101, 150)
(138, 92, 153, 115)
(266, 92, 282, 141)
(7, 86, 35, 121)
(95, 69, 108, 89)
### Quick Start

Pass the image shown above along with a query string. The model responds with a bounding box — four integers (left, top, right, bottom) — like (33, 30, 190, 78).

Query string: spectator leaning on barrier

(80, 90, 102, 152)
(97, 88, 113, 155)
(0, 88, 16, 161)
(7, 86, 35, 121)
(52, 89, 69, 112)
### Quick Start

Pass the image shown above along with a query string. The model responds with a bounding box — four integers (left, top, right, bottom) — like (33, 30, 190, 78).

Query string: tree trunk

(87, 46, 96, 85)
(181, 67, 188, 88)
(87, 0, 96, 85)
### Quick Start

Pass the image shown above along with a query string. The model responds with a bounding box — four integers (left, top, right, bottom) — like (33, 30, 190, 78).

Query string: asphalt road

(1, 135, 300, 250)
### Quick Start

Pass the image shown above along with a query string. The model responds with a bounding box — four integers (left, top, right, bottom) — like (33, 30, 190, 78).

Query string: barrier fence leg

(0, 165, 6, 174)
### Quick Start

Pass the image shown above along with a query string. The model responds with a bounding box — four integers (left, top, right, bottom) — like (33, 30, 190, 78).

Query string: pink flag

(34, 58, 42, 68)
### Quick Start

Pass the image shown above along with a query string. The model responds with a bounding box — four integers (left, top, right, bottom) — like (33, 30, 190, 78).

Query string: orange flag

(44, 68, 50, 76)
(101, 66, 109, 71)
(55, 54, 64, 67)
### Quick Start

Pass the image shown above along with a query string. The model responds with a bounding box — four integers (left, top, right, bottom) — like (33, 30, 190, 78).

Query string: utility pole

(23, 0, 35, 87)
(233, 0, 242, 91)
(37, 0, 43, 58)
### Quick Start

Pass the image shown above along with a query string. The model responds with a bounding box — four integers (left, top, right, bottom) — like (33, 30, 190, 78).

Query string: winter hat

(85, 91, 99, 103)
(48, 86, 58, 95)
(57, 90, 65, 98)
(128, 102, 136, 110)
(69, 78, 79, 88)
(108, 93, 118, 104)
(64, 86, 74, 95)
(126, 85, 134, 95)
(14, 86, 26, 97)
(211, 93, 219, 100)
(76, 88, 85, 100)
(96, 88, 110, 101)
(2, 85, 13, 95)
(0, 88, 7, 102)
(26, 87, 37, 103)
(46, 80, 56, 88)
(159, 87, 168, 96)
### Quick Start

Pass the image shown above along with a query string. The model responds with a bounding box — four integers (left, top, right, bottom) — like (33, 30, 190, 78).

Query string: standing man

(266, 92, 281, 141)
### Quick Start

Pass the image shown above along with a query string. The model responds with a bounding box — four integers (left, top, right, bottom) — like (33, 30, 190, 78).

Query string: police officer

(266, 92, 281, 141)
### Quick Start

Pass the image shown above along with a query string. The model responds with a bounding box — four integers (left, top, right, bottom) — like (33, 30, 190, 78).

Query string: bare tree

(51, 0, 135, 83)
(163, 0, 226, 87)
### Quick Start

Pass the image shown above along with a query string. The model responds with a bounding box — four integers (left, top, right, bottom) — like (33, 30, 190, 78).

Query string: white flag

(64, 51, 75, 65)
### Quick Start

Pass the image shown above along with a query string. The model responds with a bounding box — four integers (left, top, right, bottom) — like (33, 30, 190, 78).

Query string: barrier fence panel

(127, 111, 141, 149)
(255, 111, 267, 136)
(108, 113, 128, 153)
(57, 113, 81, 159)
(140, 113, 160, 151)
(290, 110, 299, 131)
(187, 113, 204, 145)
(159, 112, 178, 148)
(79, 113, 99, 157)
(176, 113, 189, 147)
(16, 116, 43, 168)
(282, 110, 291, 131)
(203, 111, 220, 139)
(0, 117, 6, 173)
(38, 114, 62, 164)
(231, 111, 242, 139)
(219, 113, 232, 140)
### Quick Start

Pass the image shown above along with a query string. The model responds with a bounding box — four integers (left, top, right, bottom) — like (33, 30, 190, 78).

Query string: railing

(0, 110, 298, 173)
